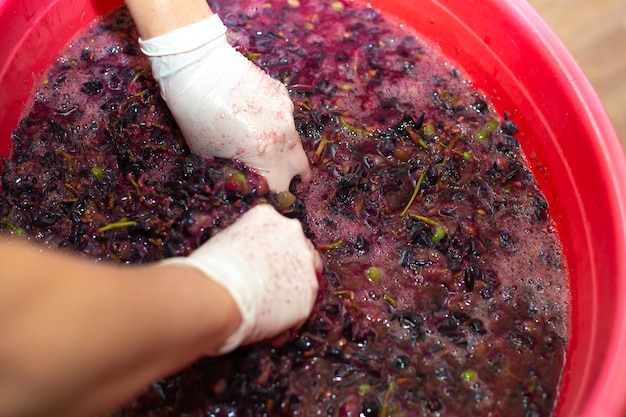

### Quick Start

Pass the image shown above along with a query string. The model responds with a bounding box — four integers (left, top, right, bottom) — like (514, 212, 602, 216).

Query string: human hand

(161, 204, 322, 355)
(139, 15, 311, 192)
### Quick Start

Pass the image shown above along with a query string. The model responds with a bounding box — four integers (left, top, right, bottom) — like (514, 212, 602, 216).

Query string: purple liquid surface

(0, 1, 569, 416)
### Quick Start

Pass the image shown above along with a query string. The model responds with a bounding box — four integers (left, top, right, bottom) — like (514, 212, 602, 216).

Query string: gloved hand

(161, 204, 322, 355)
(139, 14, 311, 192)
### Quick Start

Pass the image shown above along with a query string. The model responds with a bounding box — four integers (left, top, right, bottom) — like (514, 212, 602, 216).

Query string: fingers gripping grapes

(161, 204, 321, 354)
(140, 15, 312, 192)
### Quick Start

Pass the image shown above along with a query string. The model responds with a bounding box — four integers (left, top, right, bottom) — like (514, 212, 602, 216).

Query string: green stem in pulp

(98, 219, 137, 233)
(411, 214, 447, 243)
(400, 173, 426, 217)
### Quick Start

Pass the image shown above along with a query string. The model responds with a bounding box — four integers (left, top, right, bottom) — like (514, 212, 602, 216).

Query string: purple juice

(0, 1, 569, 416)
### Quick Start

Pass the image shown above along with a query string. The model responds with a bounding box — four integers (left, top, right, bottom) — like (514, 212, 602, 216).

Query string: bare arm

(124, 0, 214, 39)
(0, 238, 241, 417)
(0, 205, 320, 417)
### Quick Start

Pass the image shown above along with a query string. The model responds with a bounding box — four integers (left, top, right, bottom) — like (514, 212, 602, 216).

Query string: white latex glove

(139, 15, 311, 192)
(161, 204, 321, 355)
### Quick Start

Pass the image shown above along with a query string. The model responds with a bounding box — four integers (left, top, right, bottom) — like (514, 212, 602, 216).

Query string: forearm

(0, 238, 240, 417)
(124, 0, 214, 40)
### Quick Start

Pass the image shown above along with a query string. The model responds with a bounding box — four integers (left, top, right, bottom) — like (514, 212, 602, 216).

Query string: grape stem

(400, 172, 426, 217)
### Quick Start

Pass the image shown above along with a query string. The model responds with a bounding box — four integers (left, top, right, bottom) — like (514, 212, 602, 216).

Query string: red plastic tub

(1, 0, 625, 416)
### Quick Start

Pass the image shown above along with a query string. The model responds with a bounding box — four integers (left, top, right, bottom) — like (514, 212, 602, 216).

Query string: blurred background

(527, 0, 626, 150)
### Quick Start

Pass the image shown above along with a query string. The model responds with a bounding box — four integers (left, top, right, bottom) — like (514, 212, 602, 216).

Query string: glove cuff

(139, 14, 228, 57)
(158, 256, 253, 355)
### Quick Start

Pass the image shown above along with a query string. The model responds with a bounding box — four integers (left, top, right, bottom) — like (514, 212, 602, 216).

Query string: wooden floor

(526, 0, 626, 150)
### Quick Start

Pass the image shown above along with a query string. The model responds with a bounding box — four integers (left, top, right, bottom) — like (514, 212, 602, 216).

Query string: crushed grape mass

(0, 0, 569, 416)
